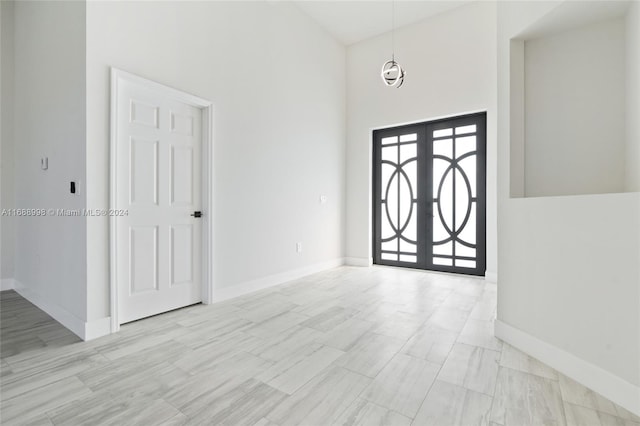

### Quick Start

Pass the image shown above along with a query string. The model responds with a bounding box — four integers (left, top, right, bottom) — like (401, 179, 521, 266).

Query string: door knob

(191, 211, 202, 218)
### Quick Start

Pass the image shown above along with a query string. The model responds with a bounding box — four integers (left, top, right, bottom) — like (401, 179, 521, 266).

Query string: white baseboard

(344, 257, 373, 267)
(12, 280, 111, 341)
(212, 257, 345, 303)
(495, 320, 640, 416)
(1, 278, 15, 291)
(85, 317, 112, 341)
(485, 271, 498, 283)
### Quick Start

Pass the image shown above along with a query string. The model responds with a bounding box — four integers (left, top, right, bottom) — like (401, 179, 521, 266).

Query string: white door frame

(109, 68, 214, 333)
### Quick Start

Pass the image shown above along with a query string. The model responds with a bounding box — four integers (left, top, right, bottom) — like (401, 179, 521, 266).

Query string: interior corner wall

(12, 1, 88, 325)
(345, 1, 498, 277)
(524, 17, 626, 197)
(85, 1, 346, 321)
(497, 1, 640, 414)
(627, 1, 640, 192)
(1, 0, 15, 281)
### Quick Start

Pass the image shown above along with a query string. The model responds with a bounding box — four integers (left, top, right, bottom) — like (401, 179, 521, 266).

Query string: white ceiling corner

(292, 0, 474, 45)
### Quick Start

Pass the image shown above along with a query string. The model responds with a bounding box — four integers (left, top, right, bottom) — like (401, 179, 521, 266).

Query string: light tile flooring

(1, 266, 638, 425)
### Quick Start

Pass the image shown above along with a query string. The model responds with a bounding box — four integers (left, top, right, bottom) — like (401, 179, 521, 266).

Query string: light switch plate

(41, 157, 48, 170)
(70, 179, 81, 195)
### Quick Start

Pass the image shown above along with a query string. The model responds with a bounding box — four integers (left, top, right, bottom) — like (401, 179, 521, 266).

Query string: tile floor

(1, 266, 638, 425)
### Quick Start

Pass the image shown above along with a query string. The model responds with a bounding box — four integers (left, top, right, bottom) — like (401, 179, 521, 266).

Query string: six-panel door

(116, 79, 203, 323)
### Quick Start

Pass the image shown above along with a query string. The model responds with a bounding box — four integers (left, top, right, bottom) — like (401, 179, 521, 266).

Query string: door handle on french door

(191, 211, 202, 218)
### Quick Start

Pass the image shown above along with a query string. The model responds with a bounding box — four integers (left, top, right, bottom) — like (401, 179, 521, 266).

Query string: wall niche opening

(509, 1, 639, 198)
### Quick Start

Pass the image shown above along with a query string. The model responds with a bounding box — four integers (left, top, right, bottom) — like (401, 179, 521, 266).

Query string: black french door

(373, 113, 486, 276)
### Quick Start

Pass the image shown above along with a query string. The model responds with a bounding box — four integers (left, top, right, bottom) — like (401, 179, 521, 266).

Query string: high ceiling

(292, 1, 472, 45)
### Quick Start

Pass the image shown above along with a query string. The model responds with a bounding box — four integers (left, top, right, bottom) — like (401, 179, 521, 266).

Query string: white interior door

(115, 76, 203, 324)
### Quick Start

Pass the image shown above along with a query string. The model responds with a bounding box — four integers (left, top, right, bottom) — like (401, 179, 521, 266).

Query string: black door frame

(372, 112, 487, 276)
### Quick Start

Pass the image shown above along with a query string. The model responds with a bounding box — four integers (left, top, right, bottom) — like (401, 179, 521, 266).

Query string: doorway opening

(372, 113, 486, 276)
(110, 69, 214, 332)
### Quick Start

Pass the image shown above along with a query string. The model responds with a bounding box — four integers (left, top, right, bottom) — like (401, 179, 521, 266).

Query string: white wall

(11, 1, 87, 322)
(627, 1, 640, 192)
(524, 18, 626, 197)
(345, 2, 498, 278)
(85, 1, 346, 320)
(497, 1, 640, 414)
(1, 0, 15, 282)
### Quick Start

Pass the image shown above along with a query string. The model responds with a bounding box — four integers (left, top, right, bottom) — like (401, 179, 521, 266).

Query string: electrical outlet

(296, 242, 302, 253)
(320, 195, 328, 204)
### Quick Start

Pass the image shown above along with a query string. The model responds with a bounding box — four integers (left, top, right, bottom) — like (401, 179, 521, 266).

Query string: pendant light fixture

(381, 0, 405, 88)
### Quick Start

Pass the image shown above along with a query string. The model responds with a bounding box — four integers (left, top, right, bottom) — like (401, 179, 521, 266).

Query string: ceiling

(292, 1, 472, 45)
(517, 0, 631, 40)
